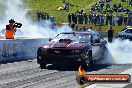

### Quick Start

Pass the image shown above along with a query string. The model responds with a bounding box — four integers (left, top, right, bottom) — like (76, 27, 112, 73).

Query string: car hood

(40, 41, 89, 49)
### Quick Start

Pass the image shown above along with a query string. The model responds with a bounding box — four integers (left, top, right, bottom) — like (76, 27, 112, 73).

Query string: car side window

(125, 29, 130, 33)
(92, 34, 100, 43)
(125, 29, 132, 33)
(130, 30, 132, 33)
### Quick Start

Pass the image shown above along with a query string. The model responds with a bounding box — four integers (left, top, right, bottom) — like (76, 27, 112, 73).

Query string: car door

(91, 34, 104, 60)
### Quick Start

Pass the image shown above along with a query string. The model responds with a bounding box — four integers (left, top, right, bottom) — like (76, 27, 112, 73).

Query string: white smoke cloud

(104, 39, 132, 64)
(0, 0, 72, 38)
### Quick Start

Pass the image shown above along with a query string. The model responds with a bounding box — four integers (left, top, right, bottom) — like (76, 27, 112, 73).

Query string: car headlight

(38, 47, 48, 54)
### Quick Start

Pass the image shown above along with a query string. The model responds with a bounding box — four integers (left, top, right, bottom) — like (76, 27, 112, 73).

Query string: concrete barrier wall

(0, 38, 48, 62)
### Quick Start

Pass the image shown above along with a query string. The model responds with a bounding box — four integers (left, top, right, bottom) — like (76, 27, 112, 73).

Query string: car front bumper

(37, 54, 83, 65)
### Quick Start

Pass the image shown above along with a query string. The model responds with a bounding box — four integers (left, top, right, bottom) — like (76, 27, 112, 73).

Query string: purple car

(37, 31, 107, 69)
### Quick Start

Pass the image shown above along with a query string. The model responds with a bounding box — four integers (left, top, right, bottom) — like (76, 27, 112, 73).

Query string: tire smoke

(0, 0, 72, 38)
(104, 38, 132, 64)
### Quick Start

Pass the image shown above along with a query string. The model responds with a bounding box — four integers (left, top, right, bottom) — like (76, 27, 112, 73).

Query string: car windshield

(125, 29, 132, 33)
(53, 33, 91, 43)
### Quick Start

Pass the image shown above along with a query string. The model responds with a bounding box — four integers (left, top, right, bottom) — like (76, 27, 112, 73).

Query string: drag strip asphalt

(0, 59, 132, 88)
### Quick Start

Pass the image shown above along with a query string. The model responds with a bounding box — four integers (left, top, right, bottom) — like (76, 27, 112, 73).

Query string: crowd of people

(36, 11, 55, 23)
(68, 11, 132, 26)
(36, 11, 49, 22)
(91, 2, 129, 13)
(68, 0, 132, 26)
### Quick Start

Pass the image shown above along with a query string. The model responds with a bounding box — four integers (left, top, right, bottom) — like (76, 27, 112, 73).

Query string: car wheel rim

(85, 52, 90, 67)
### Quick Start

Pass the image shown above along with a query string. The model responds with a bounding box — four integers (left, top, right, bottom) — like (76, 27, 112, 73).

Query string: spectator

(99, 0, 105, 3)
(118, 14, 123, 26)
(49, 16, 55, 23)
(96, 14, 100, 26)
(112, 4, 118, 12)
(117, 15, 120, 26)
(74, 25, 79, 31)
(46, 13, 49, 20)
(129, 0, 132, 6)
(63, 2, 69, 11)
(128, 15, 132, 26)
(74, 14, 78, 24)
(91, 6, 96, 11)
(68, 13, 72, 24)
(118, 3, 122, 8)
(113, 15, 118, 26)
(80, 25, 86, 31)
(92, 14, 97, 26)
(87, 26, 93, 32)
(105, 13, 109, 25)
(80, 13, 84, 24)
(109, 14, 113, 26)
(100, 2, 104, 11)
(71, 13, 75, 24)
(36, 11, 41, 22)
(41, 12, 46, 20)
(106, 0, 112, 2)
(100, 14, 105, 25)
(51, 23, 57, 32)
(107, 26, 114, 43)
(124, 14, 128, 26)
(106, 2, 111, 11)
(84, 13, 88, 24)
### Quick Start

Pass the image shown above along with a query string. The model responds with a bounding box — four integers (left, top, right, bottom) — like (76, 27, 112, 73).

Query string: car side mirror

(49, 38, 53, 41)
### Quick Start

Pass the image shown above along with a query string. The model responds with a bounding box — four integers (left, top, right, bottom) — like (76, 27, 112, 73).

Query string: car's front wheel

(37, 55, 47, 69)
(81, 51, 93, 70)
(40, 63, 47, 69)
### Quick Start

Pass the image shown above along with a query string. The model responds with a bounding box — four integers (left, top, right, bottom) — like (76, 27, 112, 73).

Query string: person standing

(68, 13, 72, 24)
(100, 2, 104, 11)
(74, 25, 79, 31)
(5, 19, 17, 39)
(107, 26, 114, 43)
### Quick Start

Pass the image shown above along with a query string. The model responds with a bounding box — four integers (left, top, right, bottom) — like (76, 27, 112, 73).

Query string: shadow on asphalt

(0, 59, 34, 65)
(46, 63, 112, 72)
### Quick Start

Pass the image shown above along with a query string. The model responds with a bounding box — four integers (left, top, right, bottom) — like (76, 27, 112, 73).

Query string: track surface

(0, 60, 131, 88)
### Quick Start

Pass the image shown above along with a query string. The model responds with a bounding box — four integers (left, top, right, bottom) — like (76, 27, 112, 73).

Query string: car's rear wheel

(130, 37, 132, 40)
(82, 51, 92, 70)
(40, 63, 47, 69)
(121, 35, 126, 40)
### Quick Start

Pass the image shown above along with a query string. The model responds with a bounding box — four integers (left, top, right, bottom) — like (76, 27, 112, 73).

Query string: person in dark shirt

(100, 2, 104, 11)
(68, 13, 72, 24)
(107, 26, 114, 43)
(74, 14, 78, 24)
(124, 15, 128, 26)
(106, 2, 110, 11)
(84, 13, 88, 24)
(80, 25, 86, 31)
(112, 4, 118, 12)
(106, 13, 109, 25)
(74, 25, 79, 31)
